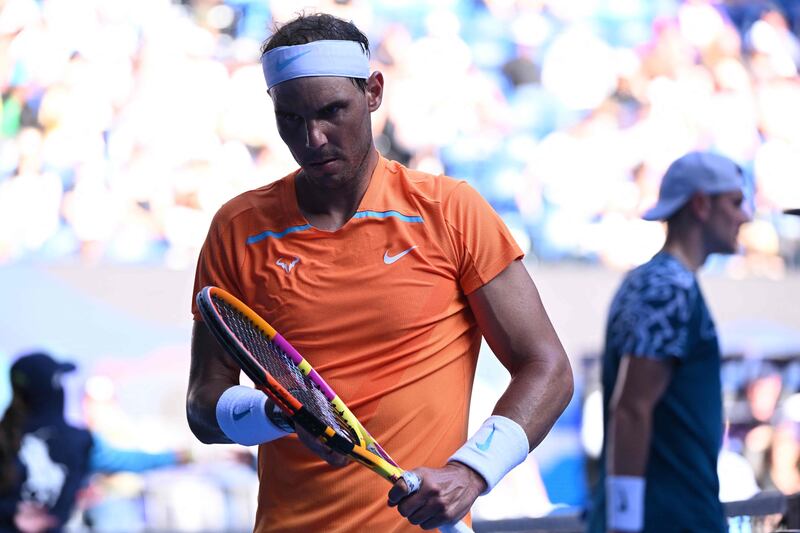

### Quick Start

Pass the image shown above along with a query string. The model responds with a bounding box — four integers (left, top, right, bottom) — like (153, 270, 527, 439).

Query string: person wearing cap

(0, 353, 191, 532)
(587, 151, 750, 533)
(185, 12, 573, 533)
(0, 352, 90, 532)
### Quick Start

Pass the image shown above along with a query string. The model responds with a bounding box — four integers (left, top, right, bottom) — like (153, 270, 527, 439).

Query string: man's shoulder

(212, 178, 288, 227)
(624, 253, 696, 293)
(384, 158, 466, 204)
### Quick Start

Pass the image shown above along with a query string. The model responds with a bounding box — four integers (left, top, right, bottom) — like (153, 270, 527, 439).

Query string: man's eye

(279, 113, 300, 122)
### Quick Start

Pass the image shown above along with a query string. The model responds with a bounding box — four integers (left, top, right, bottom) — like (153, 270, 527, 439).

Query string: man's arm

(186, 320, 242, 444)
(389, 259, 573, 529)
(606, 355, 673, 533)
(188, 320, 347, 462)
(467, 259, 573, 449)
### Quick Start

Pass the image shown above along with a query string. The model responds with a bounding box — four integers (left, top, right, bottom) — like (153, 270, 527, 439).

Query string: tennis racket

(196, 286, 473, 533)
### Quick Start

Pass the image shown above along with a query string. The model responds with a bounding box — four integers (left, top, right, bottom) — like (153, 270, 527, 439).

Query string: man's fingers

(295, 425, 350, 467)
(310, 440, 349, 467)
(388, 471, 421, 506)
(321, 446, 350, 467)
(395, 490, 426, 519)
(387, 481, 407, 506)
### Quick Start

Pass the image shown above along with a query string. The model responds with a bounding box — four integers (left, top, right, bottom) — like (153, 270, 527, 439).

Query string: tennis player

(185, 12, 573, 533)
(587, 152, 750, 533)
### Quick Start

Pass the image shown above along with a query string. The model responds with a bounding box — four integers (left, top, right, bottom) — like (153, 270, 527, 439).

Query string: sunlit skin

(269, 72, 384, 231)
(663, 188, 750, 272)
(703, 189, 749, 255)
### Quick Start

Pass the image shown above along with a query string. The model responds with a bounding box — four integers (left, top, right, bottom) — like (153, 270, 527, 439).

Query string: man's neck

(662, 235, 707, 272)
(296, 148, 378, 231)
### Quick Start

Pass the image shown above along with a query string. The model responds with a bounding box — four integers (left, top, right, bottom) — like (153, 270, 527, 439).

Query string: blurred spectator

(721, 354, 800, 498)
(769, 393, 800, 494)
(0, 352, 190, 532)
(0, 0, 796, 272)
(0, 352, 89, 532)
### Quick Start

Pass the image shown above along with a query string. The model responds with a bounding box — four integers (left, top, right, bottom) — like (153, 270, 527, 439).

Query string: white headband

(262, 40, 370, 90)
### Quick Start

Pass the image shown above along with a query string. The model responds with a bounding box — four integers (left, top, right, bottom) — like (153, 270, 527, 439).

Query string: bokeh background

(1, 0, 800, 530)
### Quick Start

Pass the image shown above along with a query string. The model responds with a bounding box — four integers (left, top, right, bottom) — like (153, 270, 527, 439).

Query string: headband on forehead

(262, 40, 370, 90)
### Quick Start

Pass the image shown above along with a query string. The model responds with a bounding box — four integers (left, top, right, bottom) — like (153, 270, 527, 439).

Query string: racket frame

(196, 286, 404, 482)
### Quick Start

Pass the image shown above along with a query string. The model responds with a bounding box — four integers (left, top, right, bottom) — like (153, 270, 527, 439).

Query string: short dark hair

(261, 13, 370, 92)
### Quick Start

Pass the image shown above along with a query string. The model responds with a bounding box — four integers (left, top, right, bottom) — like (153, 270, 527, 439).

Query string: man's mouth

(307, 157, 337, 166)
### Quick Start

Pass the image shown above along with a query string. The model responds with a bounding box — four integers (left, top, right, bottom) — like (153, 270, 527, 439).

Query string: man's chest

(240, 218, 463, 354)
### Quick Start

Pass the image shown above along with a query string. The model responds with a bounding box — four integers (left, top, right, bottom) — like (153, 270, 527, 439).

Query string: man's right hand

(294, 424, 350, 467)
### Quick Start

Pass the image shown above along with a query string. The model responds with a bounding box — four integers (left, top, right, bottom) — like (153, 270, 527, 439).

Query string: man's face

(704, 189, 750, 254)
(269, 73, 382, 188)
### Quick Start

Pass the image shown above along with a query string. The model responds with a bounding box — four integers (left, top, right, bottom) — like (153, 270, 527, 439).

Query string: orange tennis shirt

(191, 156, 522, 532)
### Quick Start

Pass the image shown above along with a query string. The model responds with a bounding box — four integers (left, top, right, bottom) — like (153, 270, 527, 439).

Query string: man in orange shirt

(186, 13, 573, 533)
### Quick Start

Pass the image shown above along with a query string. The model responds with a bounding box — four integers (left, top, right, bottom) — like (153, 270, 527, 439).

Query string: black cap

(10, 352, 76, 396)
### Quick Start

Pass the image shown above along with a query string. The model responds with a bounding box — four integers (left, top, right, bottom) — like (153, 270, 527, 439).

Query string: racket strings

(214, 297, 358, 444)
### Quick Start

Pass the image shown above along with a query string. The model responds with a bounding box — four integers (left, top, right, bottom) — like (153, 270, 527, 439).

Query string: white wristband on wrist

(216, 385, 292, 446)
(448, 415, 529, 494)
(606, 475, 645, 532)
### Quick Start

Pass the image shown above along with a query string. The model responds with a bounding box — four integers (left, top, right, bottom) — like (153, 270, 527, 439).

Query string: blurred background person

(0, 352, 91, 532)
(0, 352, 193, 532)
(588, 152, 749, 533)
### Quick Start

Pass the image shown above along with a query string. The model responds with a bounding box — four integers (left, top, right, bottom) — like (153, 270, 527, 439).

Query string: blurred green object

(0, 94, 22, 139)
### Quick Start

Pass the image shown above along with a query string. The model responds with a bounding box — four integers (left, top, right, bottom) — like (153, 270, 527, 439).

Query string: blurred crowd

(723, 356, 800, 499)
(0, 0, 799, 272)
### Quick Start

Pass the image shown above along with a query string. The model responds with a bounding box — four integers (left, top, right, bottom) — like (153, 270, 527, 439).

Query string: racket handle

(402, 473, 475, 533)
(440, 521, 474, 533)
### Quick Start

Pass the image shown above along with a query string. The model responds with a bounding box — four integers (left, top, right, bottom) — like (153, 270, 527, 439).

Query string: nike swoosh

(476, 424, 496, 451)
(617, 489, 628, 512)
(232, 407, 252, 421)
(276, 50, 313, 72)
(384, 246, 417, 265)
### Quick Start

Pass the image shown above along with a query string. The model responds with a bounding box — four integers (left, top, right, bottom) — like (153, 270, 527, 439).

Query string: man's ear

(366, 71, 384, 112)
(688, 192, 712, 221)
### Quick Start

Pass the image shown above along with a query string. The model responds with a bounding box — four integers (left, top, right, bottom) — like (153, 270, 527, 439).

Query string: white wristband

(448, 415, 529, 494)
(216, 386, 291, 446)
(606, 475, 645, 532)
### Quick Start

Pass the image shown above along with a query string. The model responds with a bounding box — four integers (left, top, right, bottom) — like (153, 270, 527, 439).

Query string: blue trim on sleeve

(245, 210, 423, 244)
(246, 224, 313, 244)
(352, 210, 424, 223)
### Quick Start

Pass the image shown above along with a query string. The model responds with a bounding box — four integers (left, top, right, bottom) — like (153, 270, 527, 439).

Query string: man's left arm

(388, 259, 573, 529)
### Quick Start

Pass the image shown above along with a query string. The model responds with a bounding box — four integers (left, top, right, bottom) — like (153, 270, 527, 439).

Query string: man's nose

(305, 120, 326, 149)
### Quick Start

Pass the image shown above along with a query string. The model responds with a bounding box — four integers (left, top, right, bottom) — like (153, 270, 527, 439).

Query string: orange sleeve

(442, 181, 524, 294)
(190, 209, 248, 319)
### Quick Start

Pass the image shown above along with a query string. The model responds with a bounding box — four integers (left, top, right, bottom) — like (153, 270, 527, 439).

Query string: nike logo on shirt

(276, 50, 313, 71)
(384, 246, 417, 264)
(233, 407, 252, 421)
(476, 424, 496, 451)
